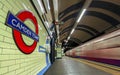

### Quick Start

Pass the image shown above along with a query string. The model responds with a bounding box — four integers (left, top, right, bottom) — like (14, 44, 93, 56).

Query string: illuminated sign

(6, 11, 39, 54)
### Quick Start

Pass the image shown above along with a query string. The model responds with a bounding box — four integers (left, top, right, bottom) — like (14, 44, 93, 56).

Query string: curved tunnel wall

(65, 29, 120, 67)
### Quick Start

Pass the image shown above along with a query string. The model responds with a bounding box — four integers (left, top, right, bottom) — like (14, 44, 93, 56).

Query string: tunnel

(0, 0, 120, 75)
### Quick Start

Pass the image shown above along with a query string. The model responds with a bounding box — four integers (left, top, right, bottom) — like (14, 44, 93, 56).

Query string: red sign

(12, 11, 39, 54)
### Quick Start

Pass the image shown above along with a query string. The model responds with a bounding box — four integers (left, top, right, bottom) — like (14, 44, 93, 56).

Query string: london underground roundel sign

(6, 11, 39, 54)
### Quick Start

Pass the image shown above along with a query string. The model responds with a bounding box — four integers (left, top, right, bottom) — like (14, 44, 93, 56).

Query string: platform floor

(44, 56, 113, 75)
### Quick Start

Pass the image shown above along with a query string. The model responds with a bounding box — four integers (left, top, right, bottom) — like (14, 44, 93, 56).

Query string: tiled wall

(0, 0, 48, 75)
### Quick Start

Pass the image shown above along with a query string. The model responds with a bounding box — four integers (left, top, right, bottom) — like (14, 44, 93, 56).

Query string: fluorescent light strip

(67, 36, 70, 40)
(71, 29, 75, 34)
(47, 0, 50, 10)
(37, 0, 45, 14)
(77, 9, 86, 23)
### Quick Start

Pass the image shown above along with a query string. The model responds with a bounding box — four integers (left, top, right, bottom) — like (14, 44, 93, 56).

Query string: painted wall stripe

(37, 46, 51, 75)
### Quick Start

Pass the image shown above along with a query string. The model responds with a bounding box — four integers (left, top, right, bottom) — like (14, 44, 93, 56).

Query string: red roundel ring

(13, 11, 38, 54)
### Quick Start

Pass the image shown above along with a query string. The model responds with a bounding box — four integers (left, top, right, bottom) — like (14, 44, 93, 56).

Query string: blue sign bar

(38, 46, 46, 53)
(6, 12, 39, 42)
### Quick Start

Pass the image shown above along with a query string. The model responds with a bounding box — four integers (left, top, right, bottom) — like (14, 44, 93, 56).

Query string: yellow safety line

(80, 59, 120, 71)
(69, 57, 120, 75)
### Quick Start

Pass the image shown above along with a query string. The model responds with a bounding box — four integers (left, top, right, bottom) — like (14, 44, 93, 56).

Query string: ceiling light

(67, 36, 70, 40)
(46, 0, 50, 10)
(37, 0, 45, 14)
(77, 9, 86, 23)
(70, 29, 75, 34)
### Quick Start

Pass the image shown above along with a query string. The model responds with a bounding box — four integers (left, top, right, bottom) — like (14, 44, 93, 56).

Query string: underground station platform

(44, 56, 120, 75)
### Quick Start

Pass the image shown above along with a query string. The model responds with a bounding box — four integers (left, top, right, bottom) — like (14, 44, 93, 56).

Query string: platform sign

(6, 11, 39, 54)
(7, 12, 39, 41)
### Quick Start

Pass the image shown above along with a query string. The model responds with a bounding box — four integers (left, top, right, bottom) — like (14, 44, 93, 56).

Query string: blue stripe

(37, 46, 51, 75)
(38, 46, 46, 53)
(37, 64, 51, 75)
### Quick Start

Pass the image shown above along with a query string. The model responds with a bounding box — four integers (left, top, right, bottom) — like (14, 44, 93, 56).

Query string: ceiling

(51, 0, 120, 52)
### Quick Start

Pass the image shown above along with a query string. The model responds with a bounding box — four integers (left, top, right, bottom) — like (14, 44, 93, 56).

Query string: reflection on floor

(44, 56, 115, 75)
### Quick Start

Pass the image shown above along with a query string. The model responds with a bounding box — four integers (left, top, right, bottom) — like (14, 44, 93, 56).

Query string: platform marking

(69, 57, 120, 75)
